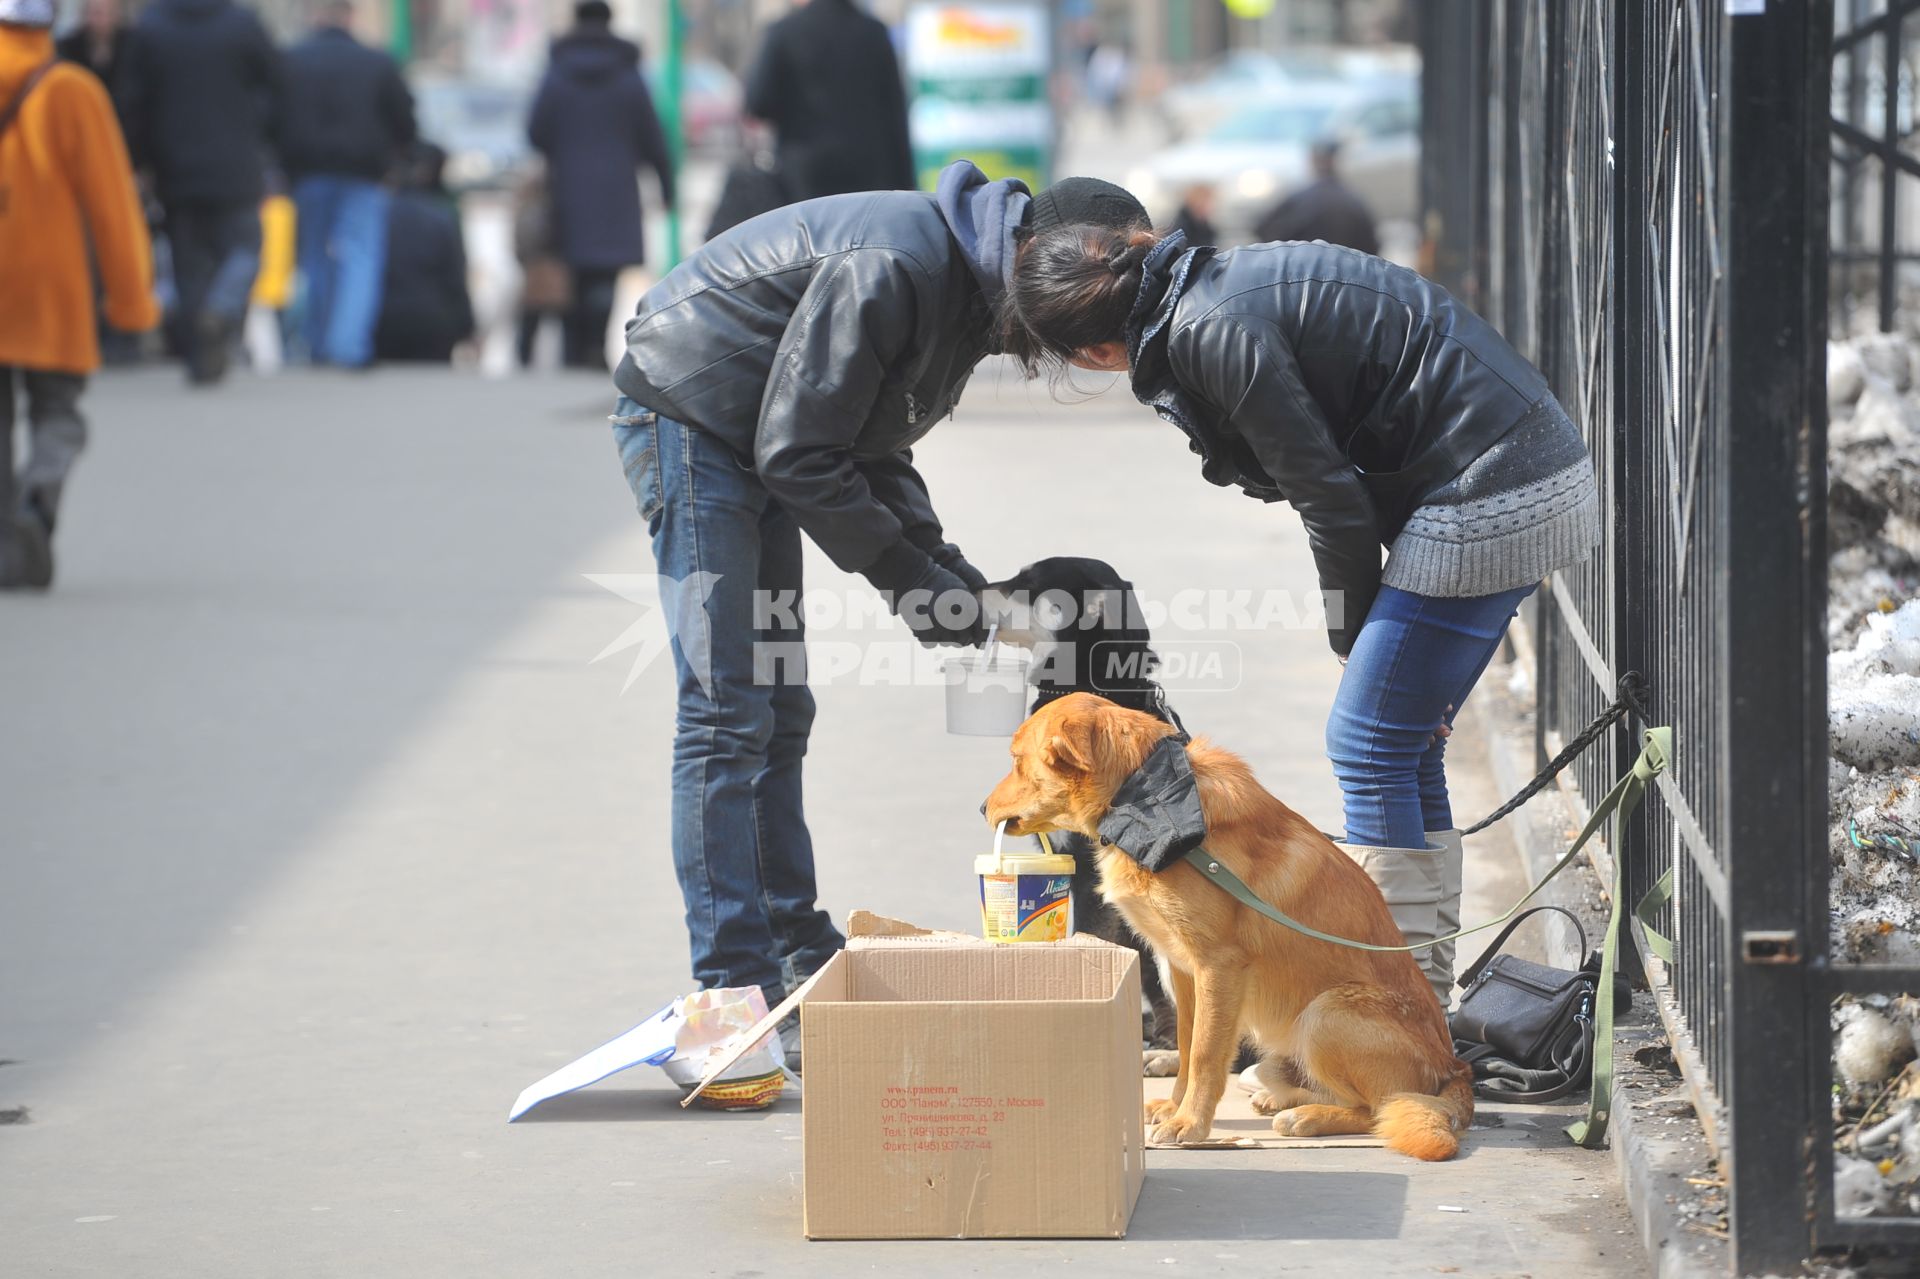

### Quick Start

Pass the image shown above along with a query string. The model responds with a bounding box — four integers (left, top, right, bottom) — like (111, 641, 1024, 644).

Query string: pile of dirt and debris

(1831, 998, 1920, 1219)
(1827, 331, 1920, 1217)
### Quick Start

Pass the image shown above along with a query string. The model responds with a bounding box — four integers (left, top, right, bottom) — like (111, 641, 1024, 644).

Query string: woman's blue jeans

(611, 400, 844, 1004)
(1327, 583, 1536, 849)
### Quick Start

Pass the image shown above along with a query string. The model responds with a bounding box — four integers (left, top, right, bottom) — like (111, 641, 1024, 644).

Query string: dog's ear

(1043, 730, 1092, 776)
(1041, 699, 1102, 776)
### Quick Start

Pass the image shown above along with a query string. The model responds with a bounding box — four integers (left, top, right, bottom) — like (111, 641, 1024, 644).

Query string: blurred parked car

(644, 57, 743, 152)
(1156, 45, 1418, 140)
(413, 78, 535, 191)
(1128, 79, 1418, 244)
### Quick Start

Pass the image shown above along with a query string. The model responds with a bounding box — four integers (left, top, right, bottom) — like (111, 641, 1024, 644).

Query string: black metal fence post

(1611, 0, 1651, 993)
(1718, 2, 1829, 1270)
(1417, 1, 1489, 304)
(1424, 1, 1834, 1269)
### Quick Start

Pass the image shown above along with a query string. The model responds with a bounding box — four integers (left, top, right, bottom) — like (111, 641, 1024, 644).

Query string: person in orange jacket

(0, 0, 158, 589)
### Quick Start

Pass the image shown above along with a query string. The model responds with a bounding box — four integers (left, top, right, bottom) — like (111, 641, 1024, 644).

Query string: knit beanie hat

(0, 0, 55, 26)
(1026, 176, 1150, 235)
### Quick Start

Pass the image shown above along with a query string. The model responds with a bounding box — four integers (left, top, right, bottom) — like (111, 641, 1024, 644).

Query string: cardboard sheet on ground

(1141, 1075, 1388, 1150)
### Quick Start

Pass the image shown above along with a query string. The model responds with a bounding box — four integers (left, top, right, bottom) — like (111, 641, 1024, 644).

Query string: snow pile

(1828, 334, 1920, 648)
(1825, 334, 1920, 970)
(1829, 602, 1920, 776)
(1828, 332, 1920, 1218)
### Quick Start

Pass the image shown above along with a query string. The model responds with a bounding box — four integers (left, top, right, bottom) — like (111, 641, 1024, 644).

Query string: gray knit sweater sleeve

(1380, 398, 1602, 598)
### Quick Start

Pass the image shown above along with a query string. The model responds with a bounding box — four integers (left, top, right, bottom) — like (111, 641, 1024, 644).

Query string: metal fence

(1422, 3, 1844, 1271)
(1832, 0, 1920, 332)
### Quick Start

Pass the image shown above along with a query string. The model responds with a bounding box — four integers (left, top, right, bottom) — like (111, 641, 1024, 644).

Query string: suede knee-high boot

(1425, 828, 1465, 1008)
(1340, 839, 1451, 1009)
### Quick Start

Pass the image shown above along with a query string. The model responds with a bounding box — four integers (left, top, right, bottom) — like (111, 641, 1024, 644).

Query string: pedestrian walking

(743, 0, 914, 199)
(54, 0, 124, 109)
(0, 0, 158, 588)
(118, 0, 280, 384)
(374, 143, 473, 364)
(527, 1, 673, 372)
(1254, 138, 1380, 256)
(607, 166, 1148, 1039)
(283, 0, 415, 369)
(1084, 39, 1132, 127)
(56, 0, 140, 364)
(1001, 227, 1601, 1007)
(511, 161, 569, 367)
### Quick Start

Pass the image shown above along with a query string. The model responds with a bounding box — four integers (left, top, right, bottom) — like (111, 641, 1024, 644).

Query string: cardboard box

(691, 914, 1146, 1240)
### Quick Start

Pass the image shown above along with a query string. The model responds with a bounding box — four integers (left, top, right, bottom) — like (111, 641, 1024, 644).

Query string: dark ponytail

(1000, 224, 1160, 378)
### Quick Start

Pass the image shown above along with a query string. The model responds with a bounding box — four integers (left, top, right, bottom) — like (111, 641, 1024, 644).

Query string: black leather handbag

(1449, 906, 1628, 1103)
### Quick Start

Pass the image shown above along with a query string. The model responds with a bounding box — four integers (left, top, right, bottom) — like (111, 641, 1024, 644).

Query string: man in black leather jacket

(608, 163, 1149, 1026)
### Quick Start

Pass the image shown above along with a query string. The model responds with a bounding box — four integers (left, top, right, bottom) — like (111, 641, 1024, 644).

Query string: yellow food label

(978, 873, 1072, 943)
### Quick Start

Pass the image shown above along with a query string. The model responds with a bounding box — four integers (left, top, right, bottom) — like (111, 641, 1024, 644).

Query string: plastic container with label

(976, 820, 1075, 943)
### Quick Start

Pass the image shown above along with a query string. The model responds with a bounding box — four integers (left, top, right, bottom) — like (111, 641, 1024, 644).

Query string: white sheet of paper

(508, 1001, 681, 1122)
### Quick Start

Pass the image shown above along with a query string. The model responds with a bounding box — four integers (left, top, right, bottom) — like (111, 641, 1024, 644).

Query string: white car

(1156, 46, 1420, 140)
(1128, 81, 1419, 245)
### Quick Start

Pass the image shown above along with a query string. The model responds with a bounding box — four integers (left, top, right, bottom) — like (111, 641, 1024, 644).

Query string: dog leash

(1461, 672, 1651, 835)
(1181, 726, 1672, 1149)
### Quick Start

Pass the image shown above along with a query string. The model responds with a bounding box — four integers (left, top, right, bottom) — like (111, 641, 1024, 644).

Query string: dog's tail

(1374, 1063, 1475, 1162)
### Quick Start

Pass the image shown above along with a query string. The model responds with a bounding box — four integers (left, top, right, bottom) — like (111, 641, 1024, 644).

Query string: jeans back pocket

(610, 401, 665, 522)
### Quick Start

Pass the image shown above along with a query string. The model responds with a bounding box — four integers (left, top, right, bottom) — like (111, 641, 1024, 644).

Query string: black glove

(930, 542, 989, 594)
(865, 542, 987, 647)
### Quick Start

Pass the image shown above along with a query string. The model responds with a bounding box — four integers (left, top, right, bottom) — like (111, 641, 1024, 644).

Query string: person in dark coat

(743, 0, 914, 199)
(283, 0, 416, 368)
(1254, 139, 1380, 255)
(55, 0, 125, 113)
(118, 0, 282, 384)
(1003, 226, 1603, 1006)
(528, 1, 674, 371)
(1169, 182, 1220, 247)
(58, 0, 140, 363)
(374, 144, 473, 364)
(605, 166, 1147, 1037)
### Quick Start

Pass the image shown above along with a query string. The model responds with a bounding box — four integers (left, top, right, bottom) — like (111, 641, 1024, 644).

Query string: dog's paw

(1144, 1097, 1179, 1125)
(1149, 1113, 1214, 1146)
(1270, 1108, 1305, 1137)
(1141, 1049, 1180, 1078)
(1249, 1088, 1282, 1116)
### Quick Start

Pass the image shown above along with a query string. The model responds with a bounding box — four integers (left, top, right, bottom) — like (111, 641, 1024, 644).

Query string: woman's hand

(1430, 704, 1455, 747)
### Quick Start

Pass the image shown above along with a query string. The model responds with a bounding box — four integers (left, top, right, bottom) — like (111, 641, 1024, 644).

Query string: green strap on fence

(1633, 867, 1676, 963)
(1565, 727, 1670, 1149)
(1180, 726, 1672, 1149)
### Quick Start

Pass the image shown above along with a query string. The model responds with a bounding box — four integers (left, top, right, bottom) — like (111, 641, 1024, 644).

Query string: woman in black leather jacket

(1002, 226, 1600, 1007)
(606, 164, 1149, 1034)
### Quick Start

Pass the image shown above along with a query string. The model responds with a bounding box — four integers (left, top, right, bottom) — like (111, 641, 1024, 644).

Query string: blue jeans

(611, 401, 844, 1002)
(295, 176, 391, 367)
(1326, 583, 1536, 849)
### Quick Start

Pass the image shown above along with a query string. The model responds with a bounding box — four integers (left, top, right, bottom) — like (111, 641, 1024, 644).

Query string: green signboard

(906, 4, 1053, 191)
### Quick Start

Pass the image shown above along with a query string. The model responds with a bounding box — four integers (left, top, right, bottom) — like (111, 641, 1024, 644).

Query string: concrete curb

(1480, 665, 1731, 1279)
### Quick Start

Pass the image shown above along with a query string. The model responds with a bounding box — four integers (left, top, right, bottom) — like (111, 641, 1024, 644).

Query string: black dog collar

(1097, 734, 1208, 873)
(1031, 681, 1189, 740)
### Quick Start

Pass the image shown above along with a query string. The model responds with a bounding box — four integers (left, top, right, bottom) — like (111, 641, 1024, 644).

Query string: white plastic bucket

(944, 650, 1030, 736)
(976, 821, 1075, 943)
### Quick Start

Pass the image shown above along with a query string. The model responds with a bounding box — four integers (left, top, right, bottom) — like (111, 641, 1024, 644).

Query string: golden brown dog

(983, 692, 1473, 1159)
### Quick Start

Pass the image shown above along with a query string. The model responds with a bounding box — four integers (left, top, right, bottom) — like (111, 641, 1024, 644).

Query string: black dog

(981, 557, 1191, 1074)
